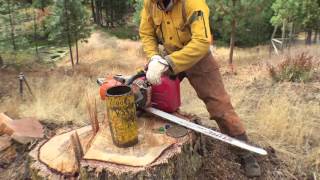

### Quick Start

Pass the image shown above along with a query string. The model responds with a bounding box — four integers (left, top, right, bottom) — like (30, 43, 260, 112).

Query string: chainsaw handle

(125, 71, 146, 86)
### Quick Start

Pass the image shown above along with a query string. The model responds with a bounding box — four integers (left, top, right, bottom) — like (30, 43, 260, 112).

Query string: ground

(0, 31, 319, 179)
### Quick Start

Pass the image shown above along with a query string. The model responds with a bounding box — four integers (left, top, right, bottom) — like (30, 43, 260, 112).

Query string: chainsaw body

(98, 72, 181, 113)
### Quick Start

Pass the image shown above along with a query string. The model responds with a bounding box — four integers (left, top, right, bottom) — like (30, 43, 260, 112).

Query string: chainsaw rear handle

(125, 71, 146, 86)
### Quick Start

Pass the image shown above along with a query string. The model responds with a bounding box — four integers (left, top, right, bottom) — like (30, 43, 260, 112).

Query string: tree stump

(29, 113, 206, 179)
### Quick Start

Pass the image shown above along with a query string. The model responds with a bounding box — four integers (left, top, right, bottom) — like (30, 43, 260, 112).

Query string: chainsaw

(97, 71, 267, 155)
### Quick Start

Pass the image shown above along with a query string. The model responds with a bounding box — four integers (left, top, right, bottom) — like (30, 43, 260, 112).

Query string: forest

(0, 0, 319, 66)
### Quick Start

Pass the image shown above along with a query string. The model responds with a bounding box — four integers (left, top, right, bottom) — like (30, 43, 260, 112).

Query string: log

(0, 113, 44, 144)
(29, 113, 206, 179)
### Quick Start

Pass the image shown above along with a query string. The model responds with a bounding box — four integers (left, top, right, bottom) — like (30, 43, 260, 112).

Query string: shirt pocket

(153, 16, 164, 44)
(172, 17, 192, 46)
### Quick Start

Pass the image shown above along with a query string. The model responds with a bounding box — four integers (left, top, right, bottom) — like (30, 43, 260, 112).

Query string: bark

(8, 0, 17, 51)
(306, 30, 312, 45)
(64, 0, 74, 68)
(313, 30, 318, 44)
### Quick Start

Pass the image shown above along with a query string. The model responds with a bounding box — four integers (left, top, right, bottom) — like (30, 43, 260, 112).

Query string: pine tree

(32, 0, 51, 12)
(301, 0, 320, 44)
(210, 0, 268, 72)
(92, 0, 131, 27)
(49, 0, 91, 67)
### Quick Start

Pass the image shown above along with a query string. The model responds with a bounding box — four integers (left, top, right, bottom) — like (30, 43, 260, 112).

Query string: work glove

(146, 55, 169, 85)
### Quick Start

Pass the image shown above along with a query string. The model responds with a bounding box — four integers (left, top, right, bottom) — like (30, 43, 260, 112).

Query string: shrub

(268, 53, 316, 82)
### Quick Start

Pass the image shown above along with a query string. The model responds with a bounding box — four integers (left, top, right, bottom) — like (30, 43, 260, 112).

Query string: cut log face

(84, 117, 176, 166)
(38, 126, 92, 175)
(30, 113, 205, 179)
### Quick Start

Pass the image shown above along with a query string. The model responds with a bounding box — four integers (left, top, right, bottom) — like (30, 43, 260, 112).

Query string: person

(139, 0, 261, 177)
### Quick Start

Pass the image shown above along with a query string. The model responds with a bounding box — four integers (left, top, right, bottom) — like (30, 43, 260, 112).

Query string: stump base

(29, 113, 205, 179)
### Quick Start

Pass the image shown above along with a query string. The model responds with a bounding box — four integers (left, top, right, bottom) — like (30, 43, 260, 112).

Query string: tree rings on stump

(29, 113, 205, 179)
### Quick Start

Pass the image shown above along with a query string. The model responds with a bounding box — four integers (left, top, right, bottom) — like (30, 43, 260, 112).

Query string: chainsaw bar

(146, 107, 268, 155)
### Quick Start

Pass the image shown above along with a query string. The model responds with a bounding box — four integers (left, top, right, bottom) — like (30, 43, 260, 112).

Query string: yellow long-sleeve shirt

(139, 0, 211, 74)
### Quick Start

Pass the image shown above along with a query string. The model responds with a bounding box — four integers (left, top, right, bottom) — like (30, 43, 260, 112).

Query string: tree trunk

(313, 30, 318, 44)
(90, 0, 96, 23)
(64, 0, 74, 68)
(306, 30, 312, 45)
(270, 25, 278, 56)
(229, 20, 235, 65)
(105, 3, 109, 27)
(8, 0, 17, 51)
(29, 113, 206, 179)
(281, 21, 286, 51)
(33, 9, 39, 58)
(0, 55, 3, 67)
(288, 23, 293, 50)
(75, 38, 79, 65)
(228, 1, 236, 73)
(67, 36, 74, 68)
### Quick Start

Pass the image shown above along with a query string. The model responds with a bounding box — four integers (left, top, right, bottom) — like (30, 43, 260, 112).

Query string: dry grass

(182, 45, 320, 177)
(0, 74, 101, 125)
(0, 31, 319, 177)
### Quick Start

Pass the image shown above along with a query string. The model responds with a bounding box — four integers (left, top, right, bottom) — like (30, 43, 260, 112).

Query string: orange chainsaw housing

(99, 76, 122, 100)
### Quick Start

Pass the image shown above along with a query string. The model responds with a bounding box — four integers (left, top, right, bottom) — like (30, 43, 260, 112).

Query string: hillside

(0, 31, 319, 179)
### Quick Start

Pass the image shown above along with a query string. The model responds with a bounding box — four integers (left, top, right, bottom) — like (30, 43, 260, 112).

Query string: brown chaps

(185, 53, 245, 136)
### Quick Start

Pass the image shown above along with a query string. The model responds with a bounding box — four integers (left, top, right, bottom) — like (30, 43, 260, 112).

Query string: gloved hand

(146, 55, 169, 85)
